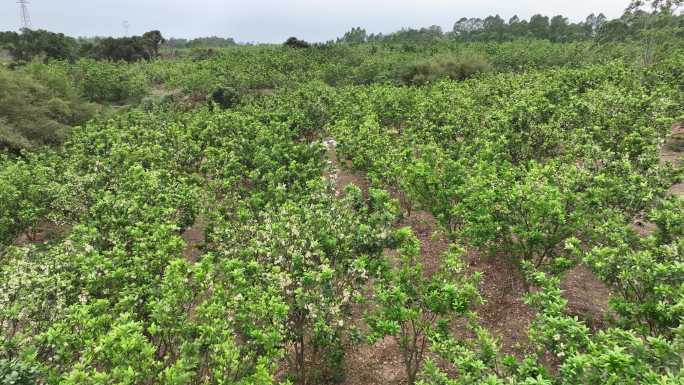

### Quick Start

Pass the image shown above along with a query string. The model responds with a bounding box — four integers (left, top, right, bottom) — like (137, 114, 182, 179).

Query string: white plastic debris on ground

(324, 138, 337, 148)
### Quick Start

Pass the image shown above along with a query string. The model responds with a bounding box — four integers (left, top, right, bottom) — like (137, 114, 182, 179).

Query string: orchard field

(1, 3, 684, 385)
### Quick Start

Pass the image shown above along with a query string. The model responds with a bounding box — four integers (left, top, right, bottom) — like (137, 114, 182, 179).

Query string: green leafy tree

(529, 14, 550, 39)
(525, 268, 684, 385)
(0, 153, 61, 247)
(421, 325, 551, 385)
(339, 27, 368, 44)
(0, 29, 78, 62)
(628, 0, 683, 13)
(211, 184, 398, 384)
(284, 37, 311, 49)
(0, 65, 96, 151)
(366, 228, 481, 385)
(142, 30, 165, 57)
(0, 358, 40, 385)
(549, 15, 570, 42)
(583, 197, 684, 338)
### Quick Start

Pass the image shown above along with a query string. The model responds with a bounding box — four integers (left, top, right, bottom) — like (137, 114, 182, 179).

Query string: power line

(18, 0, 31, 30)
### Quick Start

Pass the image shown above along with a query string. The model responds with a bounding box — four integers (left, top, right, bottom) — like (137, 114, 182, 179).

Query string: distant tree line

(166, 36, 238, 49)
(284, 37, 312, 49)
(335, 9, 684, 44)
(3, 2, 682, 63)
(80, 31, 165, 62)
(0, 29, 78, 62)
(0, 29, 165, 63)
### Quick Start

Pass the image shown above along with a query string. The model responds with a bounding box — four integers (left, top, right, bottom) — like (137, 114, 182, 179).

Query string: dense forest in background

(0, 29, 165, 63)
(1, 7, 684, 63)
(338, 9, 684, 44)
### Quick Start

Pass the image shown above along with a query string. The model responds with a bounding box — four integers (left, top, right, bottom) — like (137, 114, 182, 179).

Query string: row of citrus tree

(1, 48, 682, 385)
(0, 94, 413, 385)
(313, 54, 684, 383)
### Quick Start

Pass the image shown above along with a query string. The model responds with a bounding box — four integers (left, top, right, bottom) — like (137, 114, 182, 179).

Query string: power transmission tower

(122, 20, 130, 36)
(18, 0, 31, 30)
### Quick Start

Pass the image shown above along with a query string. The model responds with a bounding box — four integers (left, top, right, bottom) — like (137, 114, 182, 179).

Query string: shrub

(70, 59, 148, 103)
(366, 232, 481, 385)
(80, 31, 165, 63)
(208, 86, 241, 109)
(0, 65, 97, 151)
(189, 48, 218, 61)
(402, 54, 492, 84)
(284, 37, 311, 49)
(0, 29, 78, 63)
(0, 359, 41, 385)
(0, 153, 61, 247)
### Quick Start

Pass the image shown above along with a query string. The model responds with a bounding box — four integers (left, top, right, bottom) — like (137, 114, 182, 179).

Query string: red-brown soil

(335, 121, 684, 384)
(182, 216, 206, 263)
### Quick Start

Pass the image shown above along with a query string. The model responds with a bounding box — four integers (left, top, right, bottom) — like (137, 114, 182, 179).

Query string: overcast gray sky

(1, 0, 630, 43)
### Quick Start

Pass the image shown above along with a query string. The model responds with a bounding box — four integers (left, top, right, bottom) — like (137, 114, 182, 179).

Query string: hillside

(1, 3, 683, 384)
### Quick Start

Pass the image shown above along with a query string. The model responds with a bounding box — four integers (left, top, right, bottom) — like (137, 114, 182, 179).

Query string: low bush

(284, 37, 311, 49)
(70, 59, 148, 103)
(0, 65, 97, 152)
(402, 54, 492, 84)
(0, 359, 41, 385)
(208, 86, 241, 109)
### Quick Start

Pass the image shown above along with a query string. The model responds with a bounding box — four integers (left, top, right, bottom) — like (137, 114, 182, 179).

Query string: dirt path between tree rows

(330, 121, 684, 384)
(326, 139, 542, 385)
(635, 123, 684, 235)
(181, 215, 207, 263)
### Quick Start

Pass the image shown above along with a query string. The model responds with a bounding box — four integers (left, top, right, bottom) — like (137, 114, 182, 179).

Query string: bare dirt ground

(344, 335, 405, 385)
(326, 140, 441, 385)
(182, 215, 207, 263)
(560, 265, 611, 329)
(328, 139, 537, 384)
(325, 138, 369, 196)
(662, 122, 684, 194)
(659, 123, 684, 166)
(12, 221, 69, 246)
(328, 122, 684, 384)
(634, 122, 684, 236)
(467, 253, 536, 356)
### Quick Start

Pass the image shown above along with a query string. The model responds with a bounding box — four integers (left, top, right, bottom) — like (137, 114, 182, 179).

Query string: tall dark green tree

(142, 30, 165, 57)
(529, 14, 550, 39)
(483, 15, 507, 41)
(339, 27, 368, 44)
(0, 29, 77, 62)
(549, 15, 570, 42)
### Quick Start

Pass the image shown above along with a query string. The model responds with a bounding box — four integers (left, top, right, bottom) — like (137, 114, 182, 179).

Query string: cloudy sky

(1, 0, 630, 43)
